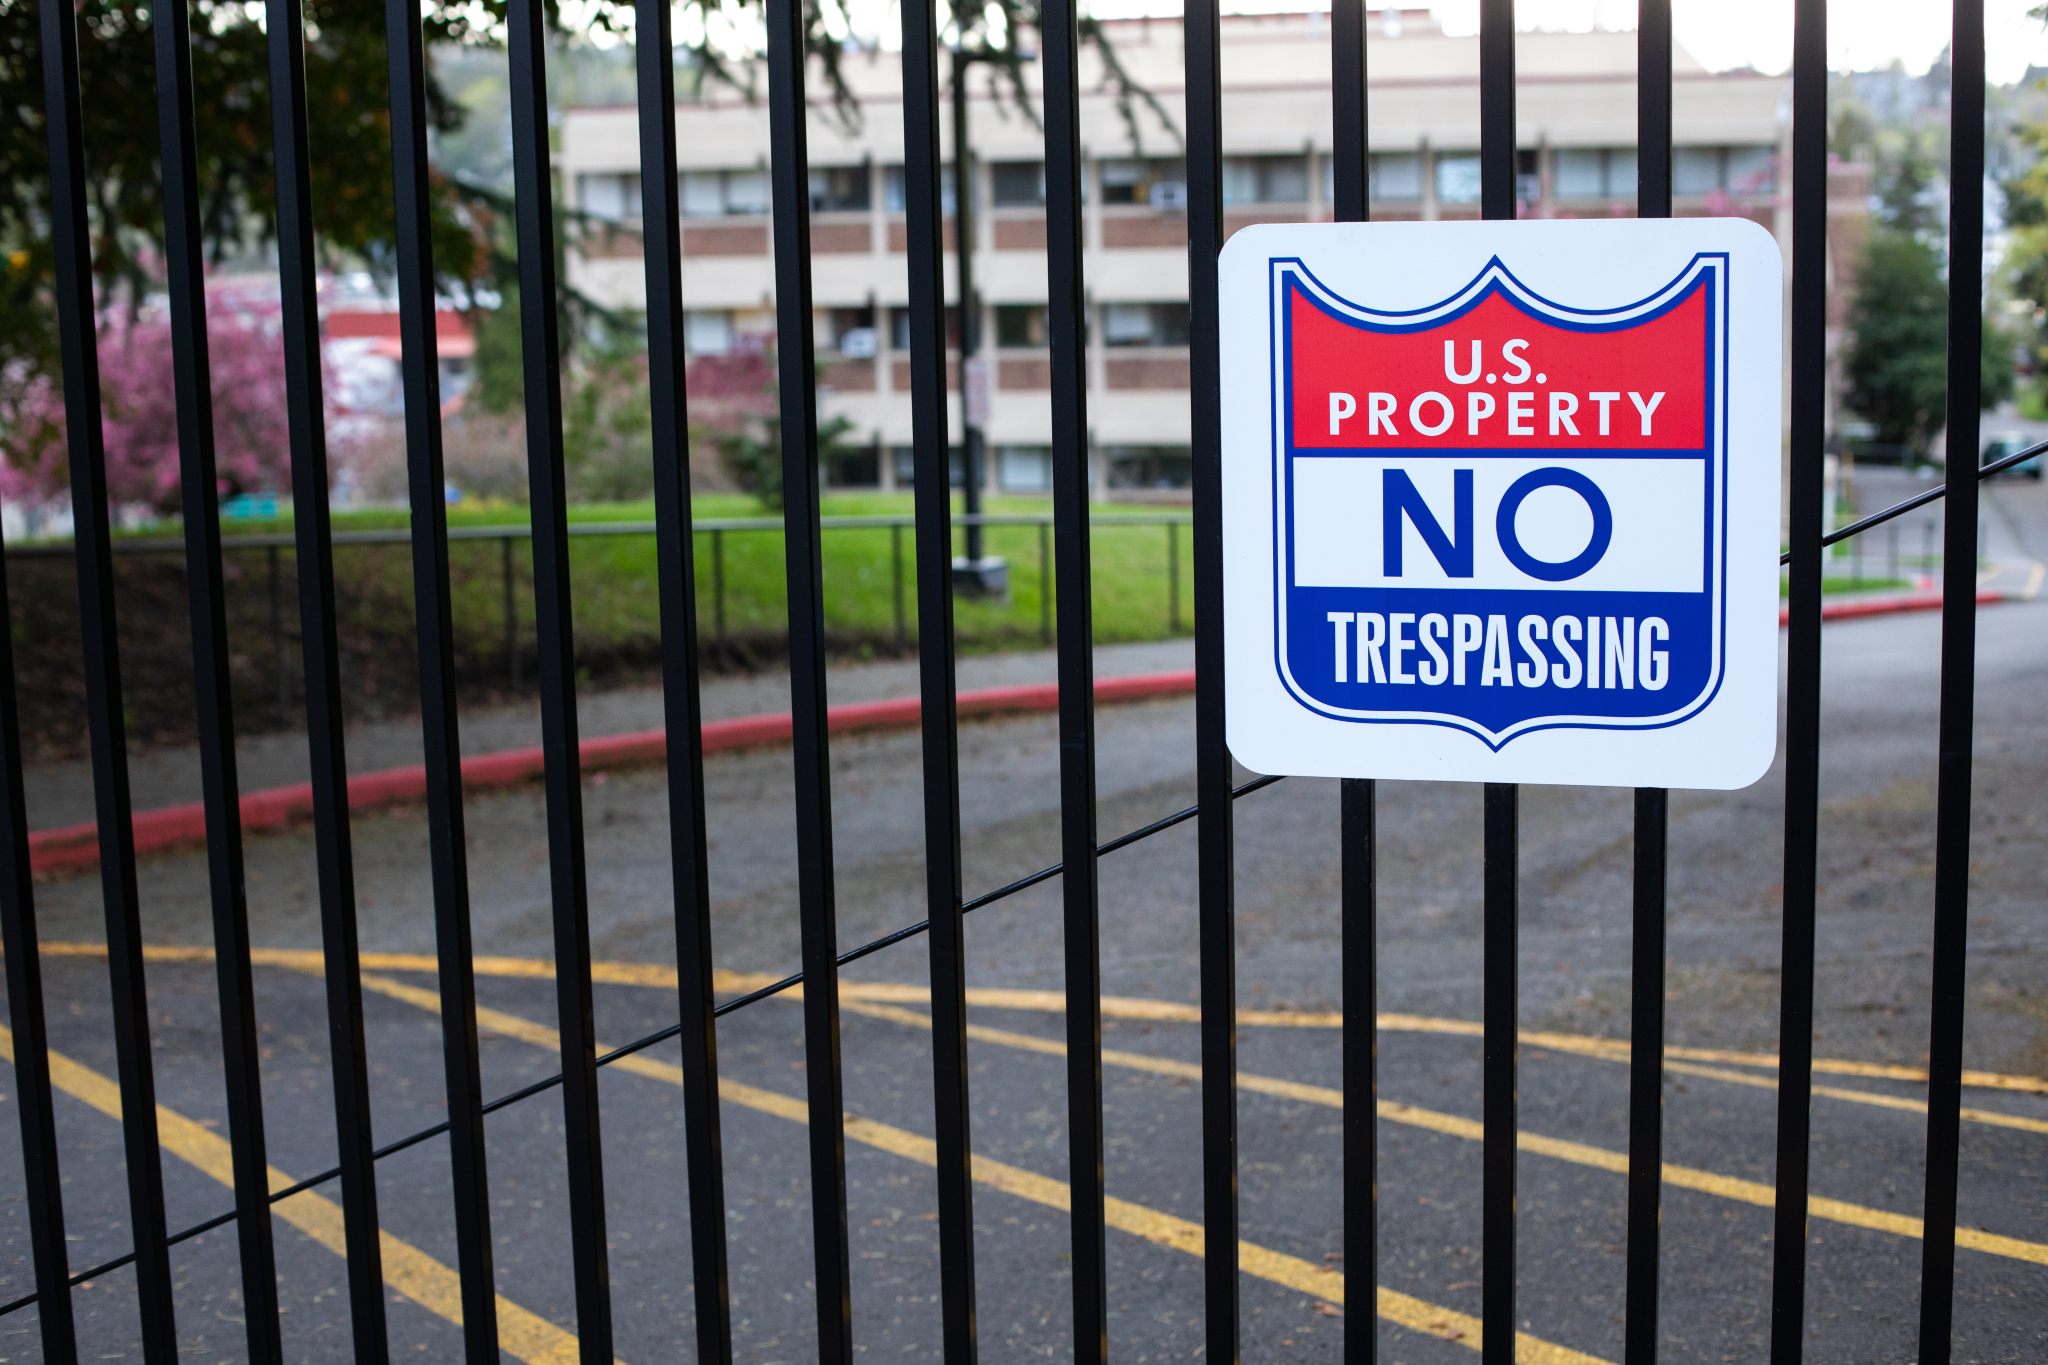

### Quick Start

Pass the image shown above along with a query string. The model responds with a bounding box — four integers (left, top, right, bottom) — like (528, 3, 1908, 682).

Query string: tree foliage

(0, 299, 302, 513)
(2002, 88, 2048, 411)
(0, 0, 1154, 365)
(1840, 101, 2019, 453)
(1842, 223, 2017, 453)
(0, 0, 1156, 501)
(0, 1, 497, 379)
(1842, 226, 1953, 451)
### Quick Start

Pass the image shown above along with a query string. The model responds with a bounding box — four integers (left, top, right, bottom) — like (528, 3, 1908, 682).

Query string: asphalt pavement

(0, 473, 2043, 1362)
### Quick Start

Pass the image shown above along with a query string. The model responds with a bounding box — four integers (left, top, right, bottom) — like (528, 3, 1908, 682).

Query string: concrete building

(558, 7, 1790, 497)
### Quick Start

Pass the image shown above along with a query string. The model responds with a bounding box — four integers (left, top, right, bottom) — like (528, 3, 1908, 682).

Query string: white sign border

(1264, 252, 1731, 749)
(1219, 218, 1784, 791)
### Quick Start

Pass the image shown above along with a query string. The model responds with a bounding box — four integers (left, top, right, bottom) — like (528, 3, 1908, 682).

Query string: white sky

(1072, 0, 2048, 84)
(1437, 0, 2048, 84)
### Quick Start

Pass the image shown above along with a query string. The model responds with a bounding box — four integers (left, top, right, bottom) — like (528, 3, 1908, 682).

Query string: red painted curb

(25, 589, 2012, 879)
(1782, 587, 2006, 625)
(26, 669, 1201, 877)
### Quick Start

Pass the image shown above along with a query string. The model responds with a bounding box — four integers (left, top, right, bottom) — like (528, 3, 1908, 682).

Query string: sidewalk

(22, 638, 1196, 832)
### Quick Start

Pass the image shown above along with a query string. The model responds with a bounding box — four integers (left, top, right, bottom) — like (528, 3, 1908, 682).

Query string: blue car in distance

(1984, 431, 2043, 479)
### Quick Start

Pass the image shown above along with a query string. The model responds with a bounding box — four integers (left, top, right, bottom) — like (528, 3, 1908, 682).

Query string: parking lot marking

(32, 940, 2048, 1099)
(837, 999, 2048, 1269)
(1641, 1054, 2048, 1136)
(0, 1024, 593, 1364)
(352, 970, 1610, 1364)
(699, 967, 2048, 1099)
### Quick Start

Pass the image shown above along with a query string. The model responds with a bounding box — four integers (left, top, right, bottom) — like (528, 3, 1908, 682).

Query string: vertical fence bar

(0, 536, 77, 1359)
(634, 3, 737, 1357)
(36, 5, 179, 1355)
(1039, 520, 1053, 645)
(1627, 3, 1674, 1358)
(155, 2, 284, 1353)
(1043, 0, 1109, 1354)
(902, 4, 978, 1353)
(1340, 780, 1377, 1365)
(1167, 522, 1181, 633)
(713, 529, 728, 651)
(1917, 1, 1984, 1357)
(1480, 781, 1518, 1365)
(1183, 0, 1238, 1355)
(1478, 4, 1519, 1362)
(892, 523, 908, 648)
(503, 534, 519, 687)
(383, 2, 500, 1354)
(1625, 790, 1667, 1358)
(763, 0, 855, 1354)
(506, 3, 617, 1355)
(1329, 3, 1373, 1357)
(264, 3, 392, 1352)
(1770, 0, 1827, 1358)
(269, 543, 288, 706)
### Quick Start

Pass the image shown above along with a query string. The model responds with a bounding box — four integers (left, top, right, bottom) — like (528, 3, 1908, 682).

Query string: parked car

(1983, 431, 2043, 479)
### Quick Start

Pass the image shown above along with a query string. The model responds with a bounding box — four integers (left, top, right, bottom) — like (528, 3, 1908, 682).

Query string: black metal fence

(1, 0, 2026, 1363)
(3, 511, 1194, 731)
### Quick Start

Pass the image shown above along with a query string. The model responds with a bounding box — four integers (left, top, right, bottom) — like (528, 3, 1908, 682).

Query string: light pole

(948, 45, 1008, 596)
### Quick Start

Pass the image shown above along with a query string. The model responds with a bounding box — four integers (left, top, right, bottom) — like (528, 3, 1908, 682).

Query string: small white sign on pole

(1219, 219, 1784, 789)
(962, 355, 993, 430)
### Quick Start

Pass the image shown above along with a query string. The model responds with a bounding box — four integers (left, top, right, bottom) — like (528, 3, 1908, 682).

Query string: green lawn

(245, 493, 1196, 666)
(99, 493, 1926, 695)
(211, 492, 1920, 665)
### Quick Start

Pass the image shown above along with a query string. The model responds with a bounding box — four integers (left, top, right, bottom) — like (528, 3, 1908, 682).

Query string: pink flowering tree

(1, 307, 296, 516)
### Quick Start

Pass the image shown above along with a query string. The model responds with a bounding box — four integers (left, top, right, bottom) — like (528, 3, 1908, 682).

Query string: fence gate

(3, 0, 2026, 1361)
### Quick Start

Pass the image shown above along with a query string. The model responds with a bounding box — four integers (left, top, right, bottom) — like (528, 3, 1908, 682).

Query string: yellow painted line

(1511, 1027, 2048, 1098)
(1644, 1055, 2048, 1137)
(351, 972, 1606, 1364)
(705, 968, 2048, 1100)
(0, 1025, 591, 1364)
(33, 941, 2048, 1100)
(838, 999, 2048, 1269)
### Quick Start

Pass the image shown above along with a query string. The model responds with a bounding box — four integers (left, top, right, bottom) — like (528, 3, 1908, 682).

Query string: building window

(578, 172, 641, 222)
(1101, 157, 1187, 209)
(891, 444, 965, 486)
(1103, 445, 1193, 490)
(990, 161, 1046, 208)
(1671, 145, 1777, 197)
(819, 305, 877, 356)
(1430, 150, 1542, 205)
(888, 305, 961, 351)
(1101, 302, 1189, 348)
(998, 446, 1053, 492)
(1434, 153, 1482, 204)
(1373, 152, 1423, 202)
(1674, 147, 1723, 196)
(681, 169, 771, 218)
(808, 165, 871, 213)
(995, 305, 1048, 348)
(1553, 147, 1638, 200)
(826, 445, 881, 488)
(1318, 152, 1424, 204)
(1724, 145, 1777, 194)
(684, 310, 735, 356)
(882, 164, 959, 215)
(1222, 155, 1310, 206)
